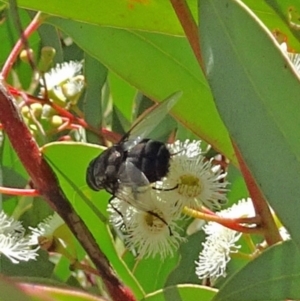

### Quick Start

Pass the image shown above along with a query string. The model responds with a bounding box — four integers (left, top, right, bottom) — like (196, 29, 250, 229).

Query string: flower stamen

(178, 174, 202, 198)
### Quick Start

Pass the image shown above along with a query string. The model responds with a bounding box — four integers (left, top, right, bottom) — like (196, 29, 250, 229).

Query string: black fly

(86, 91, 182, 209)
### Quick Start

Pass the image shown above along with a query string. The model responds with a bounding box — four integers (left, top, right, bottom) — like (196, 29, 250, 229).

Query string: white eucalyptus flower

(0, 211, 39, 264)
(40, 61, 84, 103)
(279, 226, 291, 241)
(195, 198, 255, 283)
(168, 139, 203, 158)
(280, 42, 300, 74)
(41, 61, 82, 90)
(195, 226, 241, 282)
(29, 212, 65, 246)
(0, 211, 24, 236)
(109, 189, 184, 259)
(288, 53, 300, 74)
(157, 140, 228, 210)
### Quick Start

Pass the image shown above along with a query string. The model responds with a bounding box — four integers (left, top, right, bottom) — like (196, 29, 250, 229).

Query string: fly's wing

(121, 91, 182, 150)
(118, 160, 149, 187)
(116, 160, 153, 211)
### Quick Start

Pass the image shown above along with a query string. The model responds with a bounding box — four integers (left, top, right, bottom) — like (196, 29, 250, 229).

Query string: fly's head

(86, 146, 125, 193)
(86, 153, 108, 191)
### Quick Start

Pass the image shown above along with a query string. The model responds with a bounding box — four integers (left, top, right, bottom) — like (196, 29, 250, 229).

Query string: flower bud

(30, 103, 43, 119)
(20, 49, 34, 64)
(50, 115, 63, 127)
(39, 46, 56, 73)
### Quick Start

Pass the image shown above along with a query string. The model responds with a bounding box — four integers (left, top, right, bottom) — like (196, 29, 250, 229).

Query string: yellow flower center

(178, 174, 202, 198)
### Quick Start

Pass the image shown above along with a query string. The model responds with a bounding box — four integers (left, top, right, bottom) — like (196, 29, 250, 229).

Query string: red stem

(184, 207, 261, 234)
(1, 13, 43, 79)
(0, 187, 39, 196)
(170, 0, 206, 74)
(0, 84, 136, 301)
(9, 87, 89, 128)
(201, 206, 260, 225)
(233, 142, 281, 245)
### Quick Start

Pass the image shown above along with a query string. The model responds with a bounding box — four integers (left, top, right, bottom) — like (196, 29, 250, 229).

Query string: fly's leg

(108, 195, 127, 232)
(108, 195, 123, 217)
(147, 210, 173, 236)
(152, 184, 178, 192)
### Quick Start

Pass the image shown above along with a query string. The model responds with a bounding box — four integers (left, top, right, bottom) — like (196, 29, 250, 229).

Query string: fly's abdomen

(127, 139, 170, 183)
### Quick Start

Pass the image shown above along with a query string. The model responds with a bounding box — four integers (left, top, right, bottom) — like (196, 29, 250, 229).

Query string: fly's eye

(96, 175, 106, 185)
(86, 171, 102, 191)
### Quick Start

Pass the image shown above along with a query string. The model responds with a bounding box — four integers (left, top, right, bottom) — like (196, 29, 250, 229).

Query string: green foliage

(200, 0, 300, 249)
(213, 241, 300, 301)
(0, 0, 300, 301)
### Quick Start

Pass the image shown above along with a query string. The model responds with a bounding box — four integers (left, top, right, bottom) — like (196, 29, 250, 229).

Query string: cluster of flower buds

(21, 102, 63, 139)
(18, 58, 85, 142)
(20, 47, 85, 109)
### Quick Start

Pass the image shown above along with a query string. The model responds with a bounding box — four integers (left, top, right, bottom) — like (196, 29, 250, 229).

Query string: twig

(1, 12, 44, 79)
(9, 0, 36, 72)
(0, 83, 136, 301)
(183, 206, 261, 234)
(0, 186, 39, 196)
(170, 0, 205, 73)
(233, 142, 282, 245)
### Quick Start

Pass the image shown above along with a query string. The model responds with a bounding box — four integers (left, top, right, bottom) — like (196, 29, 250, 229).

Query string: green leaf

(214, 241, 300, 301)
(2, 8, 40, 89)
(46, 18, 236, 164)
(17, 196, 53, 227)
(0, 276, 32, 301)
(166, 231, 205, 287)
(0, 8, 39, 66)
(141, 284, 217, 301)
(243, 0, 300, 50)
(108, 72, 136, 123)
(132, 255, 180, 294)
(0, 251, 54, 278)
(19, 282, 107, 301)
(42, 142, 145, 299)
(6, 0, 197, 35)
(2, 134, 28, 181)
(1, 134, 28, 213)
(83, 53, 107, 143)
(37, 23, 64, 65)
(225, 165, 248, 207)
(199, 0, 300, 248)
